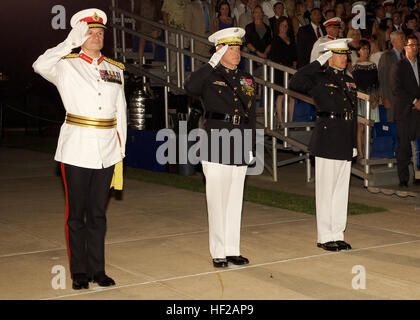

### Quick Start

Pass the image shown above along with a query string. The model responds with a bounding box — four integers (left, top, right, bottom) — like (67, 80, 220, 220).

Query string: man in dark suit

(289, 38, 358, 252)
(296, 8, 325, 69)
(390, 35, 420, 187)
(378, 30, 406, 122)
(184, 27, 256, 268)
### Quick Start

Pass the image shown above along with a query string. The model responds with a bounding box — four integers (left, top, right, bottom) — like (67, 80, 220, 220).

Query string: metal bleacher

(109, 0, 420, 197)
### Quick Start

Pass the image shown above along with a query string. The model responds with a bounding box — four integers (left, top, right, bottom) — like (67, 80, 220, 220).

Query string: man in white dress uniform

(33, 8, 127, 290)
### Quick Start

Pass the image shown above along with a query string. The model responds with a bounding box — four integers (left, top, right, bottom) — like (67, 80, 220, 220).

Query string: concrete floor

(0, 147, 419, 300)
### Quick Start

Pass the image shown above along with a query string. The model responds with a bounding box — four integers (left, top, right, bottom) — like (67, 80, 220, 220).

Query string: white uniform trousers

(202, 161, 248, 259)
(315, 157, 351, 244)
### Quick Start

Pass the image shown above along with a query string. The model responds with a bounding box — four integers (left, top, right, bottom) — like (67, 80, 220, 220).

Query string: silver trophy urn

(128, 87, 152, 130)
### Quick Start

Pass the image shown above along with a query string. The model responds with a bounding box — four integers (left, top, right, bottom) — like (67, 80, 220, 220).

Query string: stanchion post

(270, 66, 277, 182)
(364, 98, 371, 187)
(263, 65, 268, 128)
(283, 72, 289, 148)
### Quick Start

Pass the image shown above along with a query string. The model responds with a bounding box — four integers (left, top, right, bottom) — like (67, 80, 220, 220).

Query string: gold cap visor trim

(217, 37, 243, 46)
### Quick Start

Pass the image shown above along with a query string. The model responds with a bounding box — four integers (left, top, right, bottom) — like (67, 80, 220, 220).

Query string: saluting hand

(65, 21, 90, 49)
(413, 100, 420, 111)
(316, 50, 333, 66)
(208, 45, 229, 68)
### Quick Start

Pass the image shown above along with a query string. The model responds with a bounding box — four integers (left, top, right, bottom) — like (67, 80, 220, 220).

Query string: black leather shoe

(72, 273, 89, 290)
(399, 181, 408, 187)
(317, 241, 340, 251)
(212, 258, 228, 268)
(226, 255, 249, 265)
(335, 240, 352, 250)
(91, 271, 115, 287)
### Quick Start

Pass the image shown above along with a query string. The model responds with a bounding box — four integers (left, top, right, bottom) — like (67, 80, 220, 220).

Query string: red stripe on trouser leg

(60, 162, 72, 277)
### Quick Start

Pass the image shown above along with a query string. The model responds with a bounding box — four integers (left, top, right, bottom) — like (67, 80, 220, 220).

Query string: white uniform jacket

(33, 41, 127, 169)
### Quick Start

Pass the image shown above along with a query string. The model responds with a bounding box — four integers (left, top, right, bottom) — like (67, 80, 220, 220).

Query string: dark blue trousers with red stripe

(61, 163, 115, 278)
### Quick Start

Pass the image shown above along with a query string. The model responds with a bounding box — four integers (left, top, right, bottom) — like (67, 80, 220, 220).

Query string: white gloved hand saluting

(316, 50, 333, 66)
(208, 45, 229, 68)
(353, 148, 358, 158)
(65, 21, 90, 49)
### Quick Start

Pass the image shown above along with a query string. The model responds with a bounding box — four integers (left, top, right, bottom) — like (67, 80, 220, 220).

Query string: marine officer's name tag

(213, 81, 227, 86)
(100, 70, 122, 84)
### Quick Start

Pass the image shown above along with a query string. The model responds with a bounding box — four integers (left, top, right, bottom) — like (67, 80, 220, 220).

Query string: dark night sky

(0, 0, 130, 82)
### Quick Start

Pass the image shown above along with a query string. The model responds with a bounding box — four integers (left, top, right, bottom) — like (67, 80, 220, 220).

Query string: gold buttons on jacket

(234, 98, 238, 102)
(344, 97, 347, 101)
(99, 107, 102, 110)
(218, 90, 222, 94)
(98, 92, 101, 96)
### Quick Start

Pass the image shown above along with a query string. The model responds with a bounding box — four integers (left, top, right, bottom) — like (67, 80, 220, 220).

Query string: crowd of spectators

(135, 0, 420, 160)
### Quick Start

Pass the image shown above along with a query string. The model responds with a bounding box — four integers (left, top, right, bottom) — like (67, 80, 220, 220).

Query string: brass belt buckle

(232, 114, 241, 125)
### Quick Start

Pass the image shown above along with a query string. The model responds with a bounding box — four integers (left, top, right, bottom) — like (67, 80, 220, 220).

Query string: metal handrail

(110, 2, 386, 187)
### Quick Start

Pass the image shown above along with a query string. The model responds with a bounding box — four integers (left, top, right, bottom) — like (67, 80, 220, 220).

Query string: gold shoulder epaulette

(62, 53, 79, 59)
(103, 57, 125, 70)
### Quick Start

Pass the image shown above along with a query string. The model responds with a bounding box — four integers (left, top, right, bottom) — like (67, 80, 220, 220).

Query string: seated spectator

(343, 0, 353, 20)
(262, 0, 279, 18)
(294, 1, 309, 30)
(403, 14, 420, 43)
(334, 1, 345, 20)
(268, 16, 297, 124)
(348, 27, 362, 65)
(303, 0, 315, 21)
(352, 39, 380, 159)
(324, 9, 336, 21)
(285, 0, 305, 37)
(269, 2, 285, 37)
(245, 5, 272, 63)
(239, 0, 269, 29)
(392, 11, 403, 31)
(213, 1, 237, 31)
(232, 0, 248, 24)
(369, 34, 385, 67)
(379, 17, 394, 47)
(136, 0, 162, 68)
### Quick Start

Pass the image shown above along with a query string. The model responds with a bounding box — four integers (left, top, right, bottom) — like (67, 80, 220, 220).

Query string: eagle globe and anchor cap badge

(70, 8, 108, 29)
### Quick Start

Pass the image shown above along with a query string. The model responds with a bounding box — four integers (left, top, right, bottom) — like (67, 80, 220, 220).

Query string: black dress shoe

(72, 273, 89, 290)
(317, 241, 340, 251)
(399, 181, 408, 187)
(91, 271, 115, 287)
(226, 255, 249, 265)
(212, 258, 228, 268)
(335, 240, 352, 250)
